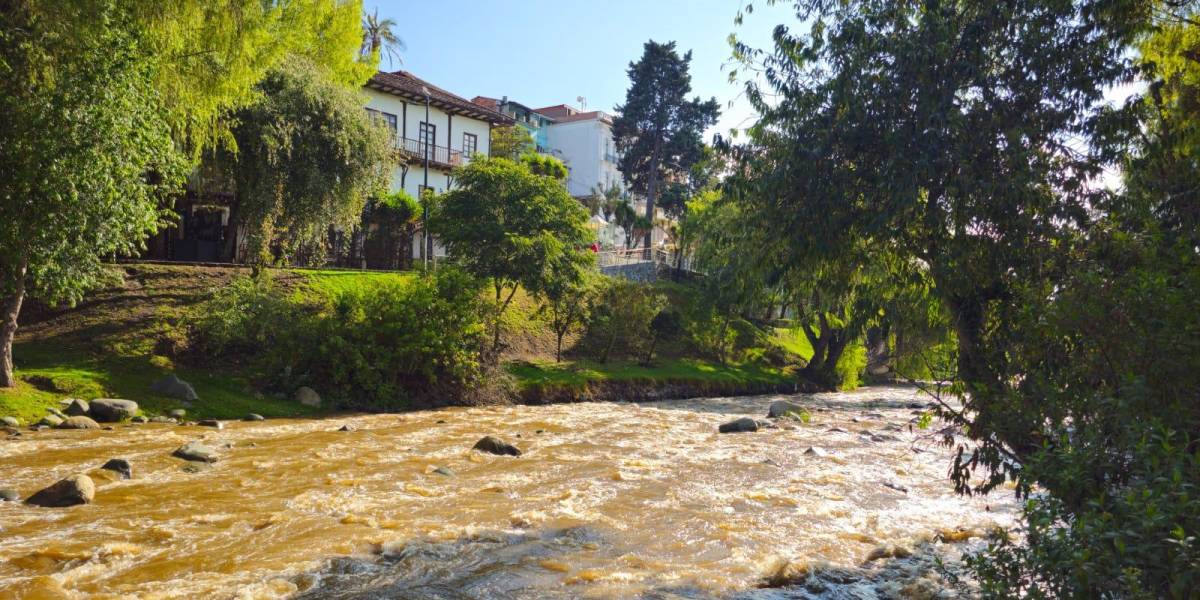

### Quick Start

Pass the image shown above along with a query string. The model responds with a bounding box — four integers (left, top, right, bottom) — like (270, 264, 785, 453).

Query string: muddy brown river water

(0, 385, 1016, 599)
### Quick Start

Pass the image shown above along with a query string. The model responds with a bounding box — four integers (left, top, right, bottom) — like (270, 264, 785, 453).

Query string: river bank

(0, 385, 1015, 599)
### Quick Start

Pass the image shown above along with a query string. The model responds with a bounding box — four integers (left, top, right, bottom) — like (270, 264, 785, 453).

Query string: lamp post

(421, 86, 431, 270)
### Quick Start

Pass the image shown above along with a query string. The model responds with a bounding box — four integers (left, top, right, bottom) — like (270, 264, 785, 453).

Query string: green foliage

(613, 40, 720, 248)
(585, 279, 666, 363)
(190, 269, 486, 410)
(489, 125, 535, 160)
(431, 156, 593, 353)
(538, 269, 596, 363)
(645, 308, 684, 363)
(520, 152, 568, 180)
(229, 56, 391, 266)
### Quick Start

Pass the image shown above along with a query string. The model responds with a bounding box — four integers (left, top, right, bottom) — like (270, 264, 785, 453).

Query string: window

(419, 122, 436, 147)
(462, 133, 478, 157)
(365, 109, 398, 137)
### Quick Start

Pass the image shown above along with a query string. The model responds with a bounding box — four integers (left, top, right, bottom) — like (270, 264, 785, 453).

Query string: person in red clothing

(589, 242, 599, 253)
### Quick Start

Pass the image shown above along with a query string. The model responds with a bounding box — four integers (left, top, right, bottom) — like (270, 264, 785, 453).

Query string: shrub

(585, 279, 665, 362)
(644, 307, 684, 363)
(188, 274, 305, 357)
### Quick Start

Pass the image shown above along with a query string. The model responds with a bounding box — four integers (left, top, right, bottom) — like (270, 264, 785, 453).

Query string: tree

(612, 40, 720, 250)
(520, 152, 569, 180)
(430, 157, 594, 354)
(489, 125, 535, 160)
(540, 267, 593, 363)
(361, 7, 404, 68)
(645, 308, 683, 364)
(0, 2, 188, 387)
(368, 190, 421, 270)
(225, 56, 391, 267)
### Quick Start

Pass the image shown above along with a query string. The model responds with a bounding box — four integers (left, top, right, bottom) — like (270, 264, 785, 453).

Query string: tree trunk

(643, 138, 662, 256)
(0, 258, 28, 388)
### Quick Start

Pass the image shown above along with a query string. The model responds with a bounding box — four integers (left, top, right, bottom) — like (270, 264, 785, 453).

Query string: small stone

(168, 409, 187, 419)
(57, 415, 101, 430)
(0, 488, 19, 502)
(718, 417, 759, 433)
(64, 399, 90, 417)
(149, 374, 198, 402)
(827, 426, 849, 433)
(472, 436, 521, 456)
(432, 466, 454, 476)
(338, 424, 356, 432)
(88, 399, 139, 422)
(0, 416, 19, 427)
(149, 416, 176, 424)
(130, 415, 148, 424)
(100, 459, 132, 480)
(882, 481, 909, 494)
(891, 545, 913, 558)
(29, 424, 49, 431)
(767, 400, 806, 419)
(197, 419, 223, 429)
(173, 441, 219, 463)
(804, 446, 827, 458)
(181, 462, 212, 474)
(436, 419, 446, 424)
(25, 474, 95, 507)
(866, 546, 892, 562)
(242, 413, 264, 422)
(47, 407, 67, 419)
(295, 386, 321, 408)
(535, 429, 544, 434)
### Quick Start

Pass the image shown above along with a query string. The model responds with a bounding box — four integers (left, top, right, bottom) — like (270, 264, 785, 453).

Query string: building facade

(363, 71, 513, 259)
(471, 96, 556, 153)
(534, 104, 624, 199)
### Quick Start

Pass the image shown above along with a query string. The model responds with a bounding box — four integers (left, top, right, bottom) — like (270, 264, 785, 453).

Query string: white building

(534, 105, 624, 199)
(363, 71, 513, 258)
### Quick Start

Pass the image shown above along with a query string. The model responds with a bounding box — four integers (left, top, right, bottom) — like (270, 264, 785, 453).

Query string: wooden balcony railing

(394, 136, 463, 168)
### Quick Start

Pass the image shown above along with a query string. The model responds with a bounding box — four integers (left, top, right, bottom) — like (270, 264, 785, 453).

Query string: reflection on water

(0, 385, 1014, 599)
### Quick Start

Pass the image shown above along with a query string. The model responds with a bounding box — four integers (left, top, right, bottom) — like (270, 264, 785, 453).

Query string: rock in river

(242, 413, 265, 422)
(100, 459, 132, 480)
(1, 416, 19, 428)
(718, 417, 760, 433)
(0, 488, 19, 502)
(89, 399, 139, 422)
(149, 416, 177, 424)
(197, 419, 223, 429)
(473, 436, 521, 456)
(804, 446, 828, 458)
(150, 374, 198, 402)
(37, 415, 63, 428)
(25, 474, 95, 507)
(64, 399, 90, 417)
(173, 441, 219, 463)
(295, 386, 321, 408)
(57, 416, 101, 430)
(767, 400, 806, 419)
(168, 408, 187, 419)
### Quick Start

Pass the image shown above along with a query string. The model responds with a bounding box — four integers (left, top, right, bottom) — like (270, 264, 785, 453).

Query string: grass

(295, 268, 417, 300)
(771, 326, 815, 359)
(507, 357, 794, 391)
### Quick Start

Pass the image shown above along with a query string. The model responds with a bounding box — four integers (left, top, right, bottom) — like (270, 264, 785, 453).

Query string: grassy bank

(0, 264, 830, 422)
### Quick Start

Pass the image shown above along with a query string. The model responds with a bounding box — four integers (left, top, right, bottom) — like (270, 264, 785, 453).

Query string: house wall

(545, 118, 623, 197)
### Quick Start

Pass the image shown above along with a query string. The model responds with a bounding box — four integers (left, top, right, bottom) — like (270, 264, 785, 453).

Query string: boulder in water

(197, 419, 223, 429)
(804, 446, 828, 458)
(57, 416, 101, 430)
(767, 400, 806, 419)
(718, 417, 759, 433)
(37, 414, 63, 428)
(89, 399, 138, 422)
(130, 415, 147, 423)
(242, 413, 264, 422)
(338, 424, 356, 432)
(173, 441, 219, 463)
(167, 408, 187, 419)
(149, 374, 198, 402)
(100, 459, 132, 480)
(295, 386, 321, 408)
(64, 399, 90, 417)
(149, 416, 176, 424)
(25, 474, 94, 507)
(0, 488, 18, 502)
(0, 416, 19, 427)
(432, 466, 454, 477)
(472, 436, 521, 456)
(47, 407, 67, 419)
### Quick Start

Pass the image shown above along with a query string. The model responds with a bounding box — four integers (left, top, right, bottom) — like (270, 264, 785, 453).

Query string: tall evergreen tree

(612, 41, 719, 250)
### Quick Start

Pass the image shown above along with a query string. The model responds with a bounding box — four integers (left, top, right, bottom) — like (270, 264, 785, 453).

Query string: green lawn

(294, 268, 417, 300)
(771, 326, 815, 359)
(507, 357, 794, 391)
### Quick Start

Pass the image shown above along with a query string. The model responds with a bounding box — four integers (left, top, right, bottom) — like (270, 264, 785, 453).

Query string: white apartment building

(363, 71, 513, 258)
(534, 105, 624, 199)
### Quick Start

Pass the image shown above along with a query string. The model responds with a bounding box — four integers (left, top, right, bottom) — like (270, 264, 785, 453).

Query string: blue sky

(364, 0, 797, 138)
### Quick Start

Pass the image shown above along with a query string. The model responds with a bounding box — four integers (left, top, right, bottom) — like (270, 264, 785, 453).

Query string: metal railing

(395, 136, 463, 167)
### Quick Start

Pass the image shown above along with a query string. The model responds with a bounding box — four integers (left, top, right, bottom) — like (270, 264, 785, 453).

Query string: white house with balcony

(363, 71, 513, 259)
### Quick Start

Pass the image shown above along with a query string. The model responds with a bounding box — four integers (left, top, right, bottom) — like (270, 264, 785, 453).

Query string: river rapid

(0, 385, 1016, 599)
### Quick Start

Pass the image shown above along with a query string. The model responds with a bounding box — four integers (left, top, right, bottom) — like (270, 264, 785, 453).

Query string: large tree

(0, 2, 188, 387)
(612, 40, 720, 250)
(430, 157, 594, 354)
(224, 56, 391, 266)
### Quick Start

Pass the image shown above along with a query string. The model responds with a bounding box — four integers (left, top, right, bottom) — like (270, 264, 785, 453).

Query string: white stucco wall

(545, 117, 624, 198)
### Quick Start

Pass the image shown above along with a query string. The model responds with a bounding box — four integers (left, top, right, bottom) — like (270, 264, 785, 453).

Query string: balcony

(393, 136, 463, 169)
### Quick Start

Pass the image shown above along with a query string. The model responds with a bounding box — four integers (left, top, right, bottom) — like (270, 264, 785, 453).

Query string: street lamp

(421, 85, 431, 270)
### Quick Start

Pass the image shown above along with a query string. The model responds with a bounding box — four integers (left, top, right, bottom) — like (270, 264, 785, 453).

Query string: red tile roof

(367, 71, 514, 125)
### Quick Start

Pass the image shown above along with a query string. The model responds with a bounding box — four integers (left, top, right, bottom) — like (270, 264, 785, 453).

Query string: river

(0, 385, 1015, 599)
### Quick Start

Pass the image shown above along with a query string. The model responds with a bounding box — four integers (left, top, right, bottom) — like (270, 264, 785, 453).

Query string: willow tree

(0, 3, 188, 387)
(227, 57, 391, 266)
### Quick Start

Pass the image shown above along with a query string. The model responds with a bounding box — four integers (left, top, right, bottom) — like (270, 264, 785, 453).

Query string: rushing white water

(0, 385, 1016, 599)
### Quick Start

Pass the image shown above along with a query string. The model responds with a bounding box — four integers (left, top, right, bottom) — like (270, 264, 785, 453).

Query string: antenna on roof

(577, 96, 587, 110)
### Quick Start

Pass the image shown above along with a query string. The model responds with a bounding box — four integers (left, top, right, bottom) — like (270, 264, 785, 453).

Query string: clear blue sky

(365, 0, 796, 138)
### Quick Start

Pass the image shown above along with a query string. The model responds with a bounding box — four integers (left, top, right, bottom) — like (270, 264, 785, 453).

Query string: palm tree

(361, 8, 405, 68)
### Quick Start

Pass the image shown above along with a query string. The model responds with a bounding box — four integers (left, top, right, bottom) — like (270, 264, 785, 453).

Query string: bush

(834, 339, 867, 390)
(189, 269, 487, 410)
(585, 279, 665, 362)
